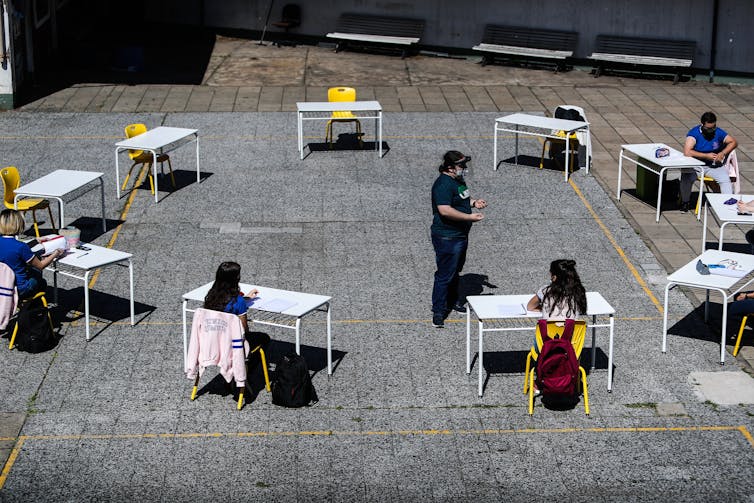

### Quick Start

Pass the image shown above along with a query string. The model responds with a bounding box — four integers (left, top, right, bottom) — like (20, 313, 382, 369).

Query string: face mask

(701, 126, 716, 140)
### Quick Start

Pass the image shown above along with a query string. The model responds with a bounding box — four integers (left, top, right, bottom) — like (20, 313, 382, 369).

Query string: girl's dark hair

(204, 261, 242, 312)
(439, 150, 465, 172)
(542, 259, 587, 318)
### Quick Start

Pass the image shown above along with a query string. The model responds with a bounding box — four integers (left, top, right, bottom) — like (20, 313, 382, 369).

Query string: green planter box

(636, 165, 679, 204)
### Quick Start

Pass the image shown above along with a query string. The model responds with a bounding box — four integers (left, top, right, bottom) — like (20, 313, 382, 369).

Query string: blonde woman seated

(0, 209, 62, 299)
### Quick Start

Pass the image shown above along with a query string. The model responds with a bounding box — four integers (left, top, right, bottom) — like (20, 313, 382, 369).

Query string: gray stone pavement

(0, 38, 753, 500)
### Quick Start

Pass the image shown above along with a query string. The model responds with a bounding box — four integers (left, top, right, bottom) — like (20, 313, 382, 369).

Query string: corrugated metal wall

(149, 0, 752, 73)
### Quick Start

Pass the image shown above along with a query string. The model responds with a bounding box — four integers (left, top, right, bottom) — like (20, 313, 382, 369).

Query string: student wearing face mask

(430, 150, 487, 328)
(679, 111, 738, 212)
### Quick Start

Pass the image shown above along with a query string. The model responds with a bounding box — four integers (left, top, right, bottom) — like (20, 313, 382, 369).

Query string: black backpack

(12, 297, 56, 353)
(271, 353, 318, 407)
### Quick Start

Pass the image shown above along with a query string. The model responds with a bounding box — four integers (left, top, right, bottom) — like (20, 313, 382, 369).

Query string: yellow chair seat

(332, 111, 357, 119)
(1, 166, 56, 237)
(10, 197, 49, 211)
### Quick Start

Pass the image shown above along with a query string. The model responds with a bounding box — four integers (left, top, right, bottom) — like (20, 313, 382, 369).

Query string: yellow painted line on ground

(2, 425, 751, 489)
(569, 178, 664, 314)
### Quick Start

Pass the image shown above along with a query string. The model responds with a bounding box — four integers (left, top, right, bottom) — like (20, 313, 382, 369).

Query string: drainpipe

(0, 0, 7, 70)
(709, 0, 718, 83)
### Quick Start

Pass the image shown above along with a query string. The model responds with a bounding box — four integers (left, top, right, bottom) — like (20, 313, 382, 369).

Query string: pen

(78, 252, 89, 258)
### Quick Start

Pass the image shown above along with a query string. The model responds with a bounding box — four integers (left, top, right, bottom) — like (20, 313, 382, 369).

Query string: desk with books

(182, 283, 333, 374)
(663, 249, 754, 364)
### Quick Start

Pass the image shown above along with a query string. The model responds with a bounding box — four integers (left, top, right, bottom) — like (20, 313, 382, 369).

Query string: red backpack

(534, 319, 580, 398)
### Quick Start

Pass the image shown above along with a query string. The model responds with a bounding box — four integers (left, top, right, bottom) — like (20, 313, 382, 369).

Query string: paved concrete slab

(689, 371, 754, 405)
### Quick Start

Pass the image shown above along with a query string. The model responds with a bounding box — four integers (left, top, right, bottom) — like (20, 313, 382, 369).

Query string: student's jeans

(729, 298, 754, 317)
(680, 165, 732, 203)
(431, 234, 468, 316)
(18, 269, 46, 300)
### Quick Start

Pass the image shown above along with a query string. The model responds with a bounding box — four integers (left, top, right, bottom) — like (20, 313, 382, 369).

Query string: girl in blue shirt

(204, 261, 263, 339)
(0, 209, 62, 298)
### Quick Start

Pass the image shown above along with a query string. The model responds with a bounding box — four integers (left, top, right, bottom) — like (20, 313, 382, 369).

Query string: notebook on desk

(253, 298, 298, 313)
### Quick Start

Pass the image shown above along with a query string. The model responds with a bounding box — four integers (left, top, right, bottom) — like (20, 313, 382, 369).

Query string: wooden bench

(326, 13, 425, 58)
(472, 24, 578, 71)
(588, 34, 696, 84)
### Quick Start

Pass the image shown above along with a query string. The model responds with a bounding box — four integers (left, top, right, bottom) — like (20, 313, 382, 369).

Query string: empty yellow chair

(325, 87, 363, 149)
(1, 167, 55, 238)
(523, 319, 589, 415)
(123, 124, 175, 196)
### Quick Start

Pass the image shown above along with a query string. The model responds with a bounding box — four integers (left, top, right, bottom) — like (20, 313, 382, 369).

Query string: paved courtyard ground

(0, 39, 753, 501)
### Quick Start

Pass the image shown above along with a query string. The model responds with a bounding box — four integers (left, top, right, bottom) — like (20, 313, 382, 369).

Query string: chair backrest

(553, 105, 590, 149)
(0, 262, 17, 330)
(534, 320, 587, 358)
(124, 123, 148, 160)
(0, 167, 21, 209)
(281, 4, 301, 23)
(328, 87, 356, 102)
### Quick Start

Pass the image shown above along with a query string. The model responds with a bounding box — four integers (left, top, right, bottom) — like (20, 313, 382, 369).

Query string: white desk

(14, 170, 106, 232)
(702, 193, 754, 253)
(182, 282, 333, 374)
(49, 243, 135, 341)
(296, 101, 383, 159)
(466, 292, 615, 397)
(115, 126, 199, 202)
(493, 113, 591, 182)
(663, 250, 754, 364)
(617, 143, 705, 223)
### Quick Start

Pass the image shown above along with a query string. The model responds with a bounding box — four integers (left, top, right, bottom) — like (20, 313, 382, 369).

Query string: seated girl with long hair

(526, 259, 587, 320)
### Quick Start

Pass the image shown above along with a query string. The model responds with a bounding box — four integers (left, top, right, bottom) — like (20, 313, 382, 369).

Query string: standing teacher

(430, 151, 487, 328)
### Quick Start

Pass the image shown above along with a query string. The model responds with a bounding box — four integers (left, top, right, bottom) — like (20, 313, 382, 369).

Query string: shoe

(680, 201, 690, 212)
(451, 304, 467, 314)
(432, 314, 444, 328)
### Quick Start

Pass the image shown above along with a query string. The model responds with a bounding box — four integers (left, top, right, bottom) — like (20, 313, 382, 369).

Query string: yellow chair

(188, 309, 271, 410)
(523, 320, 589, 415)
(8, 292, 53, 350)
(734, 315, 751, 357)
(325, 87, 363, 149)
(123, 124, 175, 196)
(1, 167, 55, 238)
(540, 130, 579, 172)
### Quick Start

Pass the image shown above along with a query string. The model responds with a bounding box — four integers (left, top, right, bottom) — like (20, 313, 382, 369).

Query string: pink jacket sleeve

(0, 264, 18, 331)
(185, 309, 203, 378)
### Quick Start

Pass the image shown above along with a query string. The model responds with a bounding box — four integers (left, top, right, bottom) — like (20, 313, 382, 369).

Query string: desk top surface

(183, 282, 331, 317)
(296, 101, 382, 112)
(115, 126, 198, 149)
(706, 193, 754, 223)
(621, 143, 704, 167)
(57, 243, 132, 269)
(467, 291, 613, 320)
(15, 170, 103, 197)
(667, 249, 754, 289)
(495, 113, 589, 131)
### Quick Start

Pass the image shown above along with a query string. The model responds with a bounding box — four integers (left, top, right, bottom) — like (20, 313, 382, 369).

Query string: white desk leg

(298, 112, 304, 160)
(83, 270, 91, 341)
(326, 302, 332, 375)
(514, 126, 519, 166)
(182, 299, 188, 368)
(705, 289, 710, 322)
(586, 128, 592, 174)
(477, 321, 484, 397)
(662, 283, 671, 353)
(719, 222, 729, 251)
(493, 123, 498, 171)
(115, 148, 121, 199)
(720, 290, 727, 365)
(195, 136, 201, 184)
(564, 135, 570, 182)
(295, 317, 301, 355)
(590, 314, 597, 371)
(466, 307, 471, 374)
(656, 167, 665, 223)
(152, 150, 159, 203)
(99, 177, 106, 232)
(617, 150, 624, 199)
(607, 314, 614, 392)
(378, 111, 383, 158)
(53, 264, 59, 306)
(55, 197, 64, 230)
(128, 259, 134, 326)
